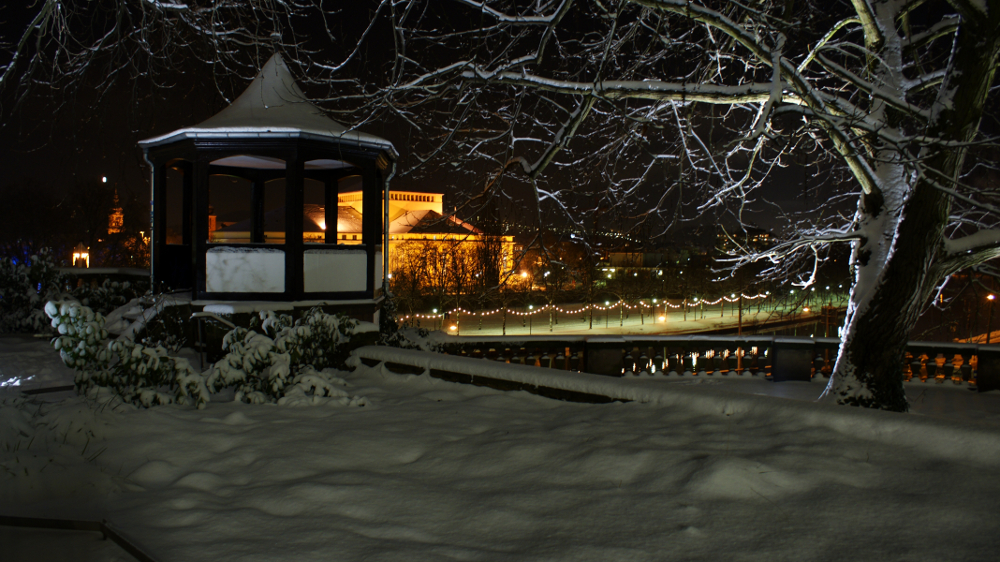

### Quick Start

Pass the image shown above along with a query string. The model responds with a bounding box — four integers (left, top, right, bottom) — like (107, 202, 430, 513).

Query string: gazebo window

(208, 175, 252, 244)
(303, 179, 325, 244)
(262, 180, 286, 244)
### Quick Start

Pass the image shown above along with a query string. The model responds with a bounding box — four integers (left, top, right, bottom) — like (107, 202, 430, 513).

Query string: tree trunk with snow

(830, 7, 1000, 410)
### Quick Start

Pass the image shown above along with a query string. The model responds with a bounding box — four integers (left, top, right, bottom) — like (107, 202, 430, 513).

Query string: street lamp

(72, 243, 89, 268)
(988, 295, 996, 344)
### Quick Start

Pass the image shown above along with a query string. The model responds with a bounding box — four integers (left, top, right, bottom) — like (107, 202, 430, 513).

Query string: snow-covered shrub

(379, 291, 406, 346)
(72, 278, 147, 316)
(45, 300, 209, 409)
(136, 301, 188, 354)
(0, 249, 67, 333)
(276, 366, 368, 407)
(206, 308, 365, 404)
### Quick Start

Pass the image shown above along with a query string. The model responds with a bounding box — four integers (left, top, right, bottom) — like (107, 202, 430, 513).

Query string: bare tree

(8, 0, 1000, 410)
(369, 0, 1000, 411)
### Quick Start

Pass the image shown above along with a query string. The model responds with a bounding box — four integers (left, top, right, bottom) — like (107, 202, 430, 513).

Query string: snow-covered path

(3, 338, 1000, 561)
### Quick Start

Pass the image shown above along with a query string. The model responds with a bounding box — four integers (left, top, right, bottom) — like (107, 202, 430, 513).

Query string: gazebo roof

(139, 53, 396, 157)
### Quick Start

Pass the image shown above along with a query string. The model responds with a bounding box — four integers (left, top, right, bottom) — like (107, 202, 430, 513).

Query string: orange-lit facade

(210, 190, 515, 276)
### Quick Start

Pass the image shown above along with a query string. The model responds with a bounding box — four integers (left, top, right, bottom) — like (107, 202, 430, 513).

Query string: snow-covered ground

(2, 336, 1000, 561)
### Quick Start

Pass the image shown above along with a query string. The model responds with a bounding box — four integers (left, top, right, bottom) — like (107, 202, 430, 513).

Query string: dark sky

(0, 3, 839, 246)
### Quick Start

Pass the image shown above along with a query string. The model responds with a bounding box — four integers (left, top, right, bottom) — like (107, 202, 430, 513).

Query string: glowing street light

(72, 243, 89, 268)
(988, 295, 997, 344)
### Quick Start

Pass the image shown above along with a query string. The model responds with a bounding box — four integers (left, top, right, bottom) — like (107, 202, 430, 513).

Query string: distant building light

(72, 243, 89, 268)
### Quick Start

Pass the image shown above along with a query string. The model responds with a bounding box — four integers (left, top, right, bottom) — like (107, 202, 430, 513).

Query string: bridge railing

(425, 334, 999, 392)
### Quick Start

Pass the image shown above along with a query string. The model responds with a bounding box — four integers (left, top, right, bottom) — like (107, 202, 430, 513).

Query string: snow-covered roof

(390, 209, 481, 235)
(139, 53, 397, 158)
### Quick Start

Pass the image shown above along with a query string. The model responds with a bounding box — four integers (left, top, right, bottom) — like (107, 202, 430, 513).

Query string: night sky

(0, 3, 836, 247)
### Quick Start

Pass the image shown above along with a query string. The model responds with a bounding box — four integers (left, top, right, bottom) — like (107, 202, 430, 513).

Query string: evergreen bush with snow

(45, 301, 367, 409)
(0, 249, 67, 333)
(73, 278, 147, 316)
(45, 300, 210, 409)
(206, 309, 366, 405)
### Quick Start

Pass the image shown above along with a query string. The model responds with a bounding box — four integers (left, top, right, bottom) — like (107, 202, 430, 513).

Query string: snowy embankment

(353, 346, 1000, 466)
(2, 337, 1000, 561)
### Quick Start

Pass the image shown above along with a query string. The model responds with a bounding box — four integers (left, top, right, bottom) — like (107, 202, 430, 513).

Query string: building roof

(138, 54, 396, 158)
(215, 205, 481, 236)
(390, 209, 481, 235)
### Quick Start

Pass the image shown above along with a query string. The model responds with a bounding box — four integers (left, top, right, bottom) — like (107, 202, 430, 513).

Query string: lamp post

(988, 294, 996, 344)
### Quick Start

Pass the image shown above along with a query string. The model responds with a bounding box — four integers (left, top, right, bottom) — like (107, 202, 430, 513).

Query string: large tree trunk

(827, 176, 946, 411)
(828, 9, 1000, 411)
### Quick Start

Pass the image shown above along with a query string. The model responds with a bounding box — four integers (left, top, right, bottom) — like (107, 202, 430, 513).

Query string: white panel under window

(206, 247, 285, 293)
(304, 249, 366, 293)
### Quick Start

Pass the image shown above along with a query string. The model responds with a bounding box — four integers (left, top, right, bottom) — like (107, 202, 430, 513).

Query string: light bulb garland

(398, 293, 782, 321)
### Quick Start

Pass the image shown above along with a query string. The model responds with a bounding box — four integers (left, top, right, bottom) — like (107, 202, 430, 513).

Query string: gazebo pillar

(180, 162, 193, 246)
(284, 156, 305, 299)
(362, 162, 382, 296)
(150, 161, 167, 288)
(193, 161, 210, 298)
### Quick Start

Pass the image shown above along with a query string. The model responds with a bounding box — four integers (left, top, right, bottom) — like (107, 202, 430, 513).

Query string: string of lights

(399, 294, 773, 320)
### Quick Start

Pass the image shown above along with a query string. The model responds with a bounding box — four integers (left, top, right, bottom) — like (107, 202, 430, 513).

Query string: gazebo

(139, 54, 396, 320)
